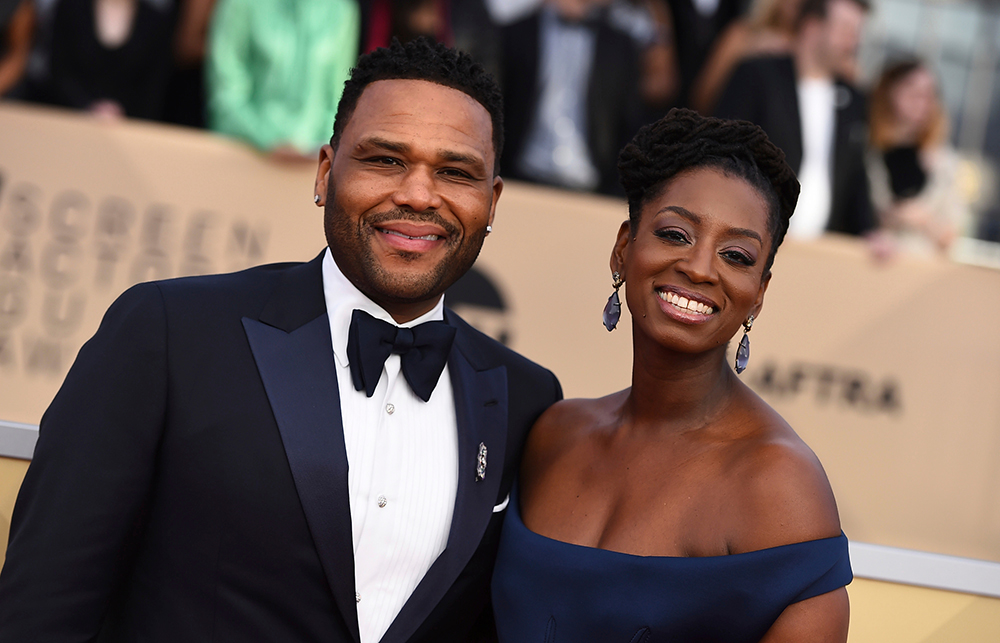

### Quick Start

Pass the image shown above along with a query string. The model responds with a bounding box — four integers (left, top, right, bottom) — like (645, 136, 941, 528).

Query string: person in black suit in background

(499, 0, 644, 196)
(47, 0, 174, 120)
(0, 37, 562, 643)
(714, 0, 876, 239)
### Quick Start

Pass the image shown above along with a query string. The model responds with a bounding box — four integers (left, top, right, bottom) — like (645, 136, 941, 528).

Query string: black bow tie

(347, 309, 456, 403)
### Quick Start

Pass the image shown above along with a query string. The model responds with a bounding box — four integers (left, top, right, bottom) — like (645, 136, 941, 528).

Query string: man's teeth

(383, 229, 440, 241)
(658, 290, 714, 314)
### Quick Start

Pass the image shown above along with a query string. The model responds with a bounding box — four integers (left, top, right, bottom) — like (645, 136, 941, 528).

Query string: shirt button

(386, 403, 395, 415)
(377, 495, 387, 508)
(355, 591, 361, 603)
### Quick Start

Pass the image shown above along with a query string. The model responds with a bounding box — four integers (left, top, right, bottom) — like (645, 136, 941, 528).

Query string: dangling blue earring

(603, 271, 624, 331)
(735, 315, 754, 374)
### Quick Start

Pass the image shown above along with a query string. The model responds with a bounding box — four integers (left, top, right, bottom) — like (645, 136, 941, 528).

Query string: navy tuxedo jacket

(0, 252, 562, 643)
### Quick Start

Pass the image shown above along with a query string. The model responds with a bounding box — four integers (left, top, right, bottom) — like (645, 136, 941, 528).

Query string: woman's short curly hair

(618, 108, 799, 272)
(332, 37, 504, 174)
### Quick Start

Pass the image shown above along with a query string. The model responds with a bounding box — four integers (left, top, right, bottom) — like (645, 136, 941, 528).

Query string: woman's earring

(735, 315, 754, 374)
(314, 194, 321, 204)
(603, 271, 625, 331)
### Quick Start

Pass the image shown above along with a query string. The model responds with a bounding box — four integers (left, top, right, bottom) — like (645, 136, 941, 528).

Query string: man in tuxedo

(0, 38, 562, 643)
(714, 0, 876, 238)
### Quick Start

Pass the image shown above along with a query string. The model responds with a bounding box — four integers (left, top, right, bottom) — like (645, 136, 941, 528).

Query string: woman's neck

(888, 122, 923, 148)
(624, 333, 739, 435)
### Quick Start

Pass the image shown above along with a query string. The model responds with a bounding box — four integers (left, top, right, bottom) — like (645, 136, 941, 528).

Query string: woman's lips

(656, 288, 717, 322)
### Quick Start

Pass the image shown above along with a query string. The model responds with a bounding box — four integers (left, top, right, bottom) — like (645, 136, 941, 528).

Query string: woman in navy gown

(492, 109, 852, 642)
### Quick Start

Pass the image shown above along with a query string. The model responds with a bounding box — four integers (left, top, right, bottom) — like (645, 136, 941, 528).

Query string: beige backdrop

(0, 458, 27, 571)
(1, 103, 999, 564)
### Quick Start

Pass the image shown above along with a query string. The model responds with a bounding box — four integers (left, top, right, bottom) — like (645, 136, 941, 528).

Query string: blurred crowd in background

(1, 0, 998, 260)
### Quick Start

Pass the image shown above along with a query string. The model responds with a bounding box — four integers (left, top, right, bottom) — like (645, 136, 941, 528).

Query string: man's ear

(488, 175, 503, 229)
(610, 220, 631, 276)
(314, 144, 335, 206)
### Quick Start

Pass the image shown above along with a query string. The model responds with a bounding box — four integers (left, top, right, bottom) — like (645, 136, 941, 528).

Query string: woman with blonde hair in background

(867, 58, 969, 255)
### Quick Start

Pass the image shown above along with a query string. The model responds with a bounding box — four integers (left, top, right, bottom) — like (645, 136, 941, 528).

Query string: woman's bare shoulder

(520, 391, 628, 485)
(529, 390, 626, 442)
(726, 391, 842, 553)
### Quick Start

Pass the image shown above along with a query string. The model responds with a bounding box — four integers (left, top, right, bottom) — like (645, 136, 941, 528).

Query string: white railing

(3, 418, 999, 600)
(0, 420, 38, 460)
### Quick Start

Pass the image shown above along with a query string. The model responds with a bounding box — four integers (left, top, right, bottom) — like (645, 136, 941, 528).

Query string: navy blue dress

(492, 493, 852, 643)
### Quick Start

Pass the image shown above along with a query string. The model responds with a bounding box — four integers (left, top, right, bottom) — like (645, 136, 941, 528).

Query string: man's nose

(391, 167, 443, 212)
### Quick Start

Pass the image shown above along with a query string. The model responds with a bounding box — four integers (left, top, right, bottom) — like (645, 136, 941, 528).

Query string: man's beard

(324, 202, 488, 308)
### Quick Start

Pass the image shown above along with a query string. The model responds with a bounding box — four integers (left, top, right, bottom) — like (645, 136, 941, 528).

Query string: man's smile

(372, 220, 451, 254)
(381, 229, 442, 241)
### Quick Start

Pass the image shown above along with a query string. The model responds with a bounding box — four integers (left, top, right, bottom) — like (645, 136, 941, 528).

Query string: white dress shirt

(789, 78, 837, 239)
(322, 249, 459, 643)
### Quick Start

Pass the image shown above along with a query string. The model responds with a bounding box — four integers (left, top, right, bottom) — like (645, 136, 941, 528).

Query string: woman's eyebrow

(657, 206, 763, 244)
(728, 226, 762, 244)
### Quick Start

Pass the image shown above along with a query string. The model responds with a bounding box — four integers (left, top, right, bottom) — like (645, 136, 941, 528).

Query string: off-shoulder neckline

(510, 491, 847, 562)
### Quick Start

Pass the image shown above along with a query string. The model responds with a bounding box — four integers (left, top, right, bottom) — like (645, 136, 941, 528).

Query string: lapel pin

(475, 442, 487, 482)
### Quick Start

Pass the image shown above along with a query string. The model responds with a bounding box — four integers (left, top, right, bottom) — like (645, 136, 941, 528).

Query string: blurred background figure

(690, 0, 799, 114)
(206, 0, 359, 161)
(360, 0, 502, 80)
(663, 0, 743, 108)
(42, 0, 174, 120)
(499, 0, 643, 196)
(360, 0, 472, 51)
(714, 0, 876, 240)
(161, 0, 215, 128)
(867, 58, 969, 255)
(6, 0, 59, 105)
(610, 0, 680, 120)
(0, 0, 34, 97)
(485, 0, 543, 24)
(361, 0, 449, 50)
(490, 0, 678, 117)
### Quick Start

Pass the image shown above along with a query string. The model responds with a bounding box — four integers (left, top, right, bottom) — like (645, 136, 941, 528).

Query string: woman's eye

(722, 250, 755, 266)
(654, 229, 689, 243)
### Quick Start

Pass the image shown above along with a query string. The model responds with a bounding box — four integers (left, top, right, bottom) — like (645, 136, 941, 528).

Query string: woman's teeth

(658, 291, 714, 315)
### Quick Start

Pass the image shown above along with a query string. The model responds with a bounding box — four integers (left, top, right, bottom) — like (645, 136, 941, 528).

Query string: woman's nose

(675, 245, 718, 284)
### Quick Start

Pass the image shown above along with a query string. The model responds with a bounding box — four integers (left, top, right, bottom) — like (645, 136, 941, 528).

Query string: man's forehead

(355, 79, 484, 114)
(344, 79, 496, 166)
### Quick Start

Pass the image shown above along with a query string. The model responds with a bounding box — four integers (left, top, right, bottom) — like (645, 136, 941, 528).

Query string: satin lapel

(380, 330, 509, 643)
(243, 306, 360, 643)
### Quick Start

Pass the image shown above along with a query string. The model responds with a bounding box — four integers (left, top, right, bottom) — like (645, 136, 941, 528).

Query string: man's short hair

(796, 0, 871, 30)
(332, 37, 505, 174)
